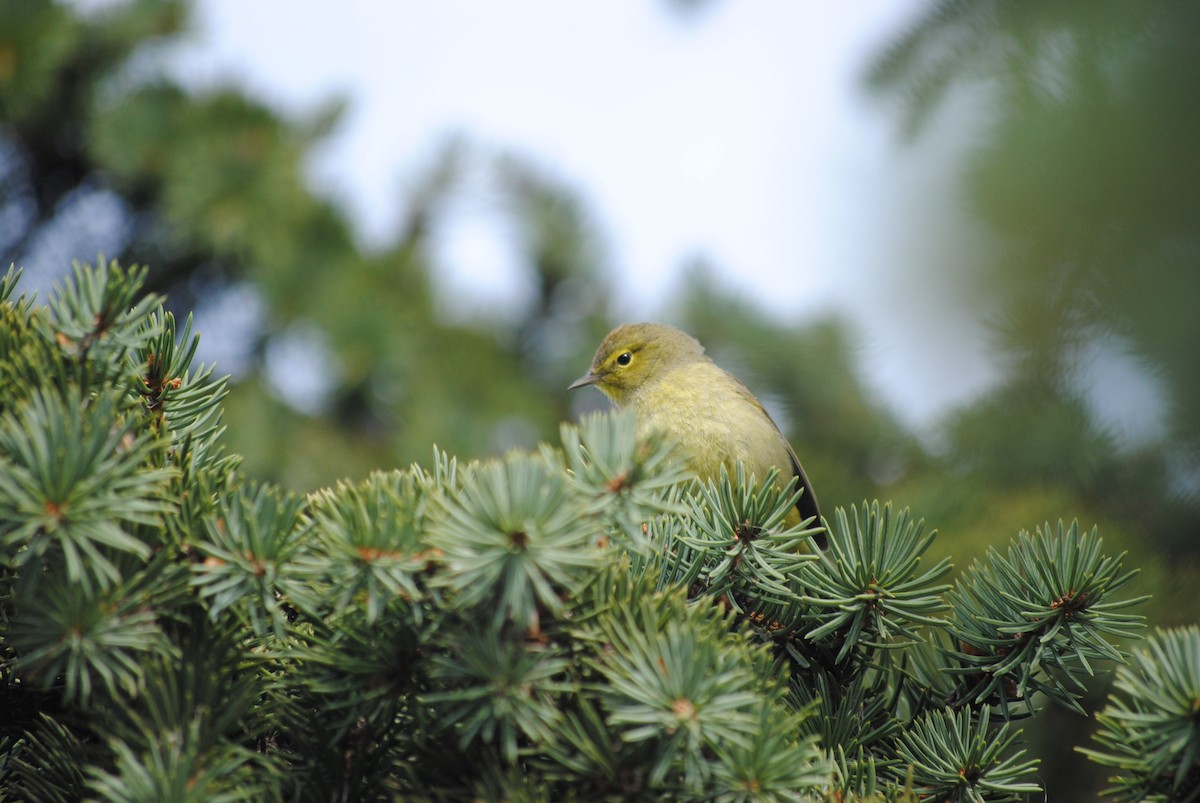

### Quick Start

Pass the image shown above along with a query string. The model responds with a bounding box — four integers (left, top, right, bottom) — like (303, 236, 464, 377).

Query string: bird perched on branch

(570, 322, 825, 549)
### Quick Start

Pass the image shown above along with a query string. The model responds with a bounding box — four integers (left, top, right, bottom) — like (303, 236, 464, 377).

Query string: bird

(569, 322, 825, 549)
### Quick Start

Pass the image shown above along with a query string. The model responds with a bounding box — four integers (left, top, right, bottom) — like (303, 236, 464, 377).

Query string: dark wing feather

(733, 379, 827, 550)
(782, 439, 826, 549)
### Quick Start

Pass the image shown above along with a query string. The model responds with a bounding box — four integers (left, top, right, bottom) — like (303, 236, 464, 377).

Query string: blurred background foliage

(2, 1, 1197, 793)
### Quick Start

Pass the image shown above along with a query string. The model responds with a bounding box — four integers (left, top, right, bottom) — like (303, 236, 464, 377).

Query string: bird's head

(569, 322, 705, 406)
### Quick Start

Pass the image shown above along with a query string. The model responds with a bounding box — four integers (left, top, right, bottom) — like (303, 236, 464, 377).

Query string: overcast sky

(162, 0, 1015, 430)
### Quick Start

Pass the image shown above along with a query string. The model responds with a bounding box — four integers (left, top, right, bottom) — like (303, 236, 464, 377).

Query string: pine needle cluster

(1, 261, 1195, 801)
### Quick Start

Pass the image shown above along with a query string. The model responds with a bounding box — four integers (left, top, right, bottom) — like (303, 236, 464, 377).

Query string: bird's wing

(732, 378, 826, 549)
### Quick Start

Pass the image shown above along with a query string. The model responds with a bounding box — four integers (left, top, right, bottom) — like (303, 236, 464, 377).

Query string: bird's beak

(568, 371, 601, 390)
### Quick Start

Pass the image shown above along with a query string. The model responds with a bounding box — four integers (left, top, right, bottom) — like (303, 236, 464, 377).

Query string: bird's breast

(630, 365, 791, 485)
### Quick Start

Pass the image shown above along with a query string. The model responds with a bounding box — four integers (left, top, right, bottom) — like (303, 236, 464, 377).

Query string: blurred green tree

(0, 0, 613, 487)
(867, 0, 1200, 551)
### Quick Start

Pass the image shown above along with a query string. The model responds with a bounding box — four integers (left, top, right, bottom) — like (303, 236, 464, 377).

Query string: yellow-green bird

(570, 322, 825, 549)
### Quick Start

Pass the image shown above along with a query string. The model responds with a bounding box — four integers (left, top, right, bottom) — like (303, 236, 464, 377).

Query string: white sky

(164, 0, 1009, 430)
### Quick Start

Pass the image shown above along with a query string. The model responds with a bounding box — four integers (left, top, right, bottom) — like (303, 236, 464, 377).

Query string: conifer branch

(0, 260, 1190, 801)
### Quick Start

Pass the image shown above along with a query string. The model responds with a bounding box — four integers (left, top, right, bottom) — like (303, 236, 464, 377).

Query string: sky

(162, 0, 1010, 431)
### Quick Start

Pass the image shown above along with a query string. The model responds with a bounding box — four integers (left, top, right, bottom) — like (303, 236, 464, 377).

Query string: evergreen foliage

(1080, 626, 1200, 801)
(2, 261, 1197, 800)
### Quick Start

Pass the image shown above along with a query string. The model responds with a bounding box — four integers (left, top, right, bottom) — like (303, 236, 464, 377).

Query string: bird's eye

(616, 352, 632, 366)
